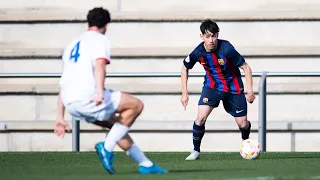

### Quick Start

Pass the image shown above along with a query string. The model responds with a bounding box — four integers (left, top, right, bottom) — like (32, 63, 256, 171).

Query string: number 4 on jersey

(70, 41, 80, 62)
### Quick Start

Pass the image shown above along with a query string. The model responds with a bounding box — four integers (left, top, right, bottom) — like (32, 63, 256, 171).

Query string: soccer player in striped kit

(180, 19, 256, 160)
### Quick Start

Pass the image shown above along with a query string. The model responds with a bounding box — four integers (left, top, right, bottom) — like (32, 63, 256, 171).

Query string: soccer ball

(240, 139, 262, 160)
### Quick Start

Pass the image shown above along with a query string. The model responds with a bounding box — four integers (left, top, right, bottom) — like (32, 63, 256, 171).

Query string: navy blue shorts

(198, 86, 247, 117)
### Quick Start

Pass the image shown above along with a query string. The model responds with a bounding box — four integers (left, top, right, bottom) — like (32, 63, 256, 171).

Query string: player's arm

(181, 64, 189, 95)
(225, 41, 255, 103)
(181, 53, 198, 109)
(57, 52, 66, 120)
(55, 91, 70, 138)
(55, 52, 71, 138)
(91, 38, 111, 105)
(181, 53, 198, 92)
(240, 62, 254, 94)
(94, 59, 107, 101)
(56, 92, 65, 120)
(240, 62, 255, 103)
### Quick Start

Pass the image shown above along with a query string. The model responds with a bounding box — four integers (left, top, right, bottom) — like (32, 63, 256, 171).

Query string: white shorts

(65, 89, 121, 123)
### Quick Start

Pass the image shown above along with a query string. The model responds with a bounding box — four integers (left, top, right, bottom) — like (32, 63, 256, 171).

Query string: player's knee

(195, 114, 207, 125)
(130, 98, 143, 119)
(124, 99, 143, 126)
(135, 99, 144, 115)
(235, 116, 247, 128)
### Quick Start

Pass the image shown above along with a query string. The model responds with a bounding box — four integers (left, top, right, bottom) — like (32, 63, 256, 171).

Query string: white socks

(104, 122, 129, 152)
(126, 144, 153, 167)
(103, 123, 153, 167)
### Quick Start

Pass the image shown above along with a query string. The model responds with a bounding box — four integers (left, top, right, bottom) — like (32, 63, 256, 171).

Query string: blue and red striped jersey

(183, 39, 245, 94)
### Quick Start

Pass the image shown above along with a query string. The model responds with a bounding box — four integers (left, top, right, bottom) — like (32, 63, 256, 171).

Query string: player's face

(201, 30, 219, 51)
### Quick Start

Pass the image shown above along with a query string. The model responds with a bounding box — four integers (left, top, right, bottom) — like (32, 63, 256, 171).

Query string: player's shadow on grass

(117, 168, 252, 175)
(168, 169, 217, 173)
(169, 167, 252, 174)
(118, 169, 214, 175)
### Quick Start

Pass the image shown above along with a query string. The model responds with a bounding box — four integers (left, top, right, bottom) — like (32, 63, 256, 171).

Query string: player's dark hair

(87, 7, 111, 28)
(200, 19, 219, 34)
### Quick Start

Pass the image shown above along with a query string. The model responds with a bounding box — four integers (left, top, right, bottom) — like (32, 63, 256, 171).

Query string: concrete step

(1, 0, 320, 21)
(3, 10, 320, 22)
(1, 121, 319, 131)
(2, 46, 318, 58)
(0, 57, 319, 73)
(1, 76, 320, 94)
(1, 22, 319, 57)
(0, 0, 118, 22)
(0, 94, 319, 122)
(1, 120, 320, 151)
(119, 0, 320, 15)
(2, 131, 319, 152)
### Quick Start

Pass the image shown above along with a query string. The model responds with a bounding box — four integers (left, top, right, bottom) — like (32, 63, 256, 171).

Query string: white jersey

(59, 30, 111, 105)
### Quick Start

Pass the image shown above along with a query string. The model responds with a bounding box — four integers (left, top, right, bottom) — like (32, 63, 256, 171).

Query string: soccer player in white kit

(54, 7, 167, 175)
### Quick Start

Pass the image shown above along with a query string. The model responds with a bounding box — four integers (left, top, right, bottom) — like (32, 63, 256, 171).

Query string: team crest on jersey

(203, 97, 208, 103)
(218, 59, 225, 65)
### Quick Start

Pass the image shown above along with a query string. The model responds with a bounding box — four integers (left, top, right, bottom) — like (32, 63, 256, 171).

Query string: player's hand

(54, 119, 71, 139)
(247, 91, 255, 104)
(180, 93, 189, 110)
(91, 96, 104, 105)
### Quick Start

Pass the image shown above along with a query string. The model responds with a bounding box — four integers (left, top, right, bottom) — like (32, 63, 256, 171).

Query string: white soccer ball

(240, 139, 262, 160)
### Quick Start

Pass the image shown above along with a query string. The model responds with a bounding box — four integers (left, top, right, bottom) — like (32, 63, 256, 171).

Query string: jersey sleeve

(183, 51, 198, 70)
(225, 41, 245, 67)
(92, 37, 111, 65)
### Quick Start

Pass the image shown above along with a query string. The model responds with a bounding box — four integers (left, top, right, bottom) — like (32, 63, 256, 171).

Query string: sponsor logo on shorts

(236, 109, 244, 113)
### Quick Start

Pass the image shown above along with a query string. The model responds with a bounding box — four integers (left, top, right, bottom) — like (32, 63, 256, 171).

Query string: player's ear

(200, 33, 204, 40)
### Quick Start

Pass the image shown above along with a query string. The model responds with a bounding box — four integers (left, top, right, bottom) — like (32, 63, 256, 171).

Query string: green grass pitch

(1, 152, 320, 180)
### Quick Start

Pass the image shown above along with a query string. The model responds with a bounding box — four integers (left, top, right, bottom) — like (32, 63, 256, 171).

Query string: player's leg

(95, 91, 167, 174)
(94, 90, 141, 174)
(101, 92, 143, 152)
(236, 115, 251, 140)
(114, 93, 167, 174)
(93, 115, 133, 151)
(223, 93, 251, 140)
(185, 87, 222, 160)
(94, 115, 159, 170)
(185, 105, 214, 161)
